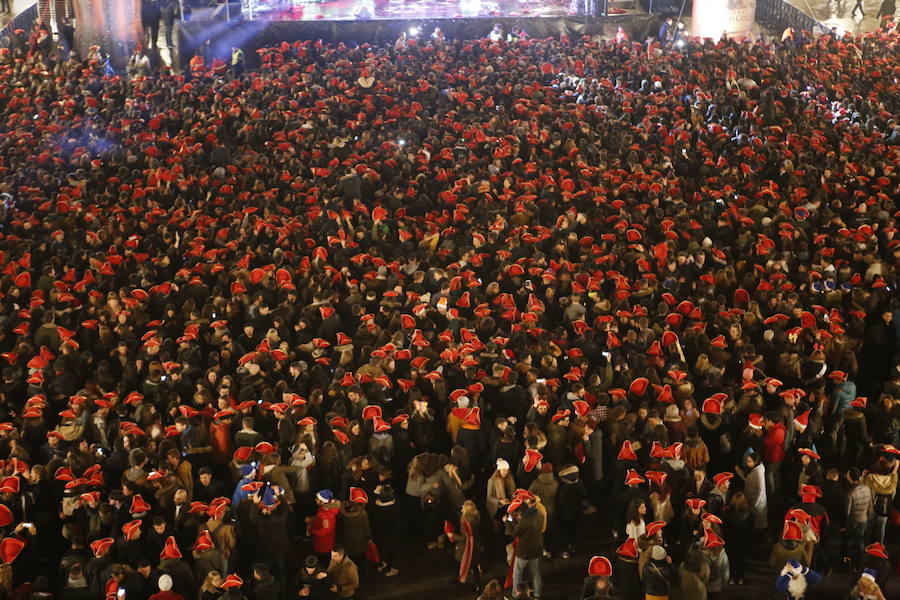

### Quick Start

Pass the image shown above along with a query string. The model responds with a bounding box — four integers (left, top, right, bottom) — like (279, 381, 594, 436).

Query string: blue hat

(239, 464, 255, 478)
(316, 489, 333, 503)
(862, 568, 877, 581)
(261, 486, 280, 508)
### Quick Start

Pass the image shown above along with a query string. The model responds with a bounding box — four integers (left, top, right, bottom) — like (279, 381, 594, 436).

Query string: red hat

(747, 414, 763, 429)
(350, 487, 369, 504)
(645, 471, 667, 487)
(160, 536, 182, 559)
(712, 472, 734, 487)
(797, 448, 820, 460)
(702, 530, 725, 549)
(629, 377, 649, 396)
(800, 484, 822, 500)
(221, 575, 243, 589)
(0, 538, 24, 564)
(645, 521, 666, 537)
(624, 469, 645, 486)
(362, 405, 382, 421)
(782, 520, 803, 541)
(572, 400, 590, 418)
(851, 397, 867, 409)
(617, 440, 638, 461)
(793, 410, 811, 430)
(702, 393, 727, 415)
(523, 449, 543, 472)
(233, 446, 253, 462)
(702, 513, 723, 525)
(587, 556, 612, 577)
(686, 498, 707, 511)
(616, 537, 638, 559)
(90, 537, 114, 557)
(0, 477, 19, 494)
(786, 508, 810, 525)
(319, 306, 335, 320)
(372, 418, 391, 433)
(130, 494, 151, 514)
(551, 409, 571, 423)
(827, 370, 847, 382)
(0, 505, 12, 528)
(462, 407, 481, 429)
(254, 442, 276, 455)
(122, 519, 142, 540)
(865, 543, 888, 559)
(194, 530, 214, 552)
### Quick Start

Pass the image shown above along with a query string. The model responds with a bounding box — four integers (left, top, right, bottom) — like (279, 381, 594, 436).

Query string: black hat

(305, 555, 318, 569)
(375, 484, 396, 506)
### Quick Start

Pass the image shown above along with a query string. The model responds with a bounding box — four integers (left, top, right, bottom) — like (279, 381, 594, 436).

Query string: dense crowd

(0, 13, 897, 600)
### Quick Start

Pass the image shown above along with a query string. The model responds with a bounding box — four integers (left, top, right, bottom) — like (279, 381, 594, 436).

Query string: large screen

(241, 0, 589, 21)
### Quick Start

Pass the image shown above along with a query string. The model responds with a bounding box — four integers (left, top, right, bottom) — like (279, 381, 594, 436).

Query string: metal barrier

(0, 3, 39, 48)
(755, 0, 828, 34)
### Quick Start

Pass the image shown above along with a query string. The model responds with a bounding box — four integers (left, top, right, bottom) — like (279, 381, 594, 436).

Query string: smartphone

(602, 351, 611, 360)
(22, 522, 32, 528)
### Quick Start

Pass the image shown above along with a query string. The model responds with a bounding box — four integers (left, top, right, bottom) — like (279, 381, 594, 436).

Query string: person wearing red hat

(861, 454, 898, 544)
(762, 411, 787, 499)
(581, 555, 617, 600)
(339, 490, 373, 584)
(158, 537, 195, 597)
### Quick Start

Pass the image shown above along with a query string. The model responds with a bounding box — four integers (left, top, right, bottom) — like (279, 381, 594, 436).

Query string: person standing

(327, 546, 359, 600)
(163, 0, 180, 48)
(511, 497, 545, 600)
(845, 468, 873, 570)
(851, 0, 866, 17)
(142, 0, 163, 49)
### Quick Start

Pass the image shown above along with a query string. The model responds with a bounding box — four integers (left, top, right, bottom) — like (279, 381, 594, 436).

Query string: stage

(236, 0, 637, 21)
(177, 0, 655, 69)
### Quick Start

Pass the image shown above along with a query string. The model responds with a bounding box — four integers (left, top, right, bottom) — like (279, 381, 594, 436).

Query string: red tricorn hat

(866, 543, 888, 559)
(624, 469, 644, 486)
(645, 521, 666, 537)
(160, 536, 182, 559)
(221, 575, 243, 589)
(90, 537, 114, 557)
(122, 519, 142, 540)
(782, 520, 803, 541)
(587, 555, 612, 577)
(616, 537, 638, 559)
(523, 449, 543, 472)
(0, 538, 23, 564)
(350, 487, 369, 504)
(130, 494, 151, 514)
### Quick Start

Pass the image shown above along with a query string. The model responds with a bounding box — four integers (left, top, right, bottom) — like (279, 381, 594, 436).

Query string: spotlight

(675, 39, 685, 48)
(398, 139, 406, 146)
(408, 26, 420, 36)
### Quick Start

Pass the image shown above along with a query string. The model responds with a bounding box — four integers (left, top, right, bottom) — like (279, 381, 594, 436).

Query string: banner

(691, 0, 757, 39)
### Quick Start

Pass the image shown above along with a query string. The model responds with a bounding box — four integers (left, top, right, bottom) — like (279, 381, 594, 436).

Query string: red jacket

(309, 503, 340, 553)
(150, 592, 184, 600)
(763, 423, 786, 463)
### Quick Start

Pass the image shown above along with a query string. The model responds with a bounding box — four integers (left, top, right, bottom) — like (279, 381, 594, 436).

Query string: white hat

(651, 546, 667, 561)
(496, 459, 510, 471)
(158, 574, 173, 591)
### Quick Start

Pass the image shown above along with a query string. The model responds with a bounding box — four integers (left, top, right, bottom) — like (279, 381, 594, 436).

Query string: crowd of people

(0, 10, 897, 600)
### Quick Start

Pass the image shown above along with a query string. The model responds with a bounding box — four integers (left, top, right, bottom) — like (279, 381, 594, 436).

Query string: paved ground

(361, 502, 900, 600)
(783, 0, 887, 33)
